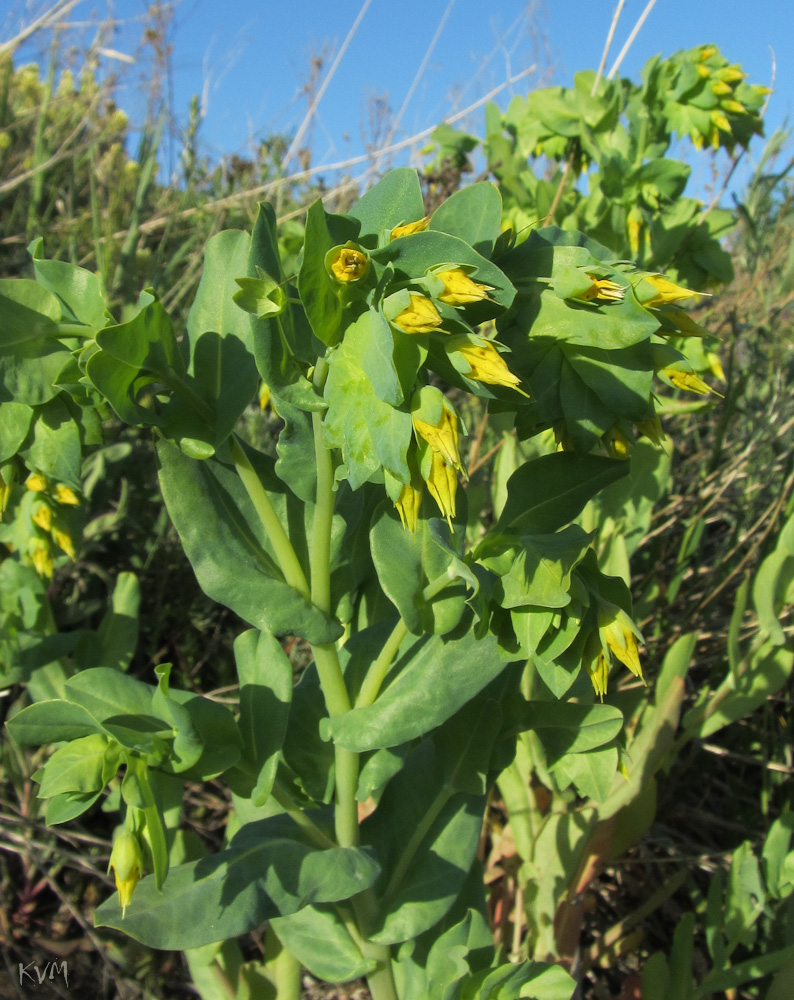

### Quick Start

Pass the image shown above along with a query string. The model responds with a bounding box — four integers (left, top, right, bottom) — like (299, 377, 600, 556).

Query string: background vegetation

(1, 3, 792, 998)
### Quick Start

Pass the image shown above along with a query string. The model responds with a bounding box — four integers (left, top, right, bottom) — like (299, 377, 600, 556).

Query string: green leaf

(270, 904, 376, 983)
(29, 239, 108, 329)
(499, 453, 629, 532)
(0, 278, 60, 347)
(44, 790, 102, 825)
(554, 745, 618, 803)
(507, 701, 624, 757)
(37, 734, 109, 797)
(433, 696, 503, 795)
(5, 700, 102, 745)
(25, 396, 81, 488)
(156, 439, 342, 644)
(95, 816, 381, 950)
(323, 319, 413, 489)
(0, 337, 71, 406)
(94, 571, 140, 673)
(186, 229, 259, 443)
(363, 740, 484, 945)
(281, 663, 335, 804)
(429, 182, 502, 257)
(298, 200, 343, 346)
(86, 296, 195, 428)
(349, 167, 424, 245)
(500, 526, 591, 609)
(330, 621, 507, 751)
(0, 401, 34, 461)
(233, 629, 292, 805)
(65, 667, 156, 721)
(370, 502, 468, 636)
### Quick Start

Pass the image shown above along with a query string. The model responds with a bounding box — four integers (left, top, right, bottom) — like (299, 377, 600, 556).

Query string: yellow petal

(55, 484, 80, 506)
(394, 294, 443, 334)
(642, 275, 703, 306)
(330, 247, 368, 283)
(390, 217, 430, 240)
(661, 367, 713, 395)
(423, 451, 457, 526)
(395, 481, 422, 532)
(436, 268, 492, 306)
(26, 473, 48, 493)
(455, 342, 526, 393)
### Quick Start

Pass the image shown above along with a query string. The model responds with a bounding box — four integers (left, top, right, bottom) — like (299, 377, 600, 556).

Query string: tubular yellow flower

(26, 473, 48, 493)
(394, 481, 423, 532)
(55, 484, 80, 506)
(696, 64, 711, 79)
(394, 294, 443, 335)
(32, 504, 52, 532)
(583, 634, 609, 701)
(412, 407, 461, 471)
(721, 99, 746, 115)
(698, 46, 717, 61)
(661, 367, 713, 395)
(605, 426, 632, 460)
(636, 415, 664, 447)
(259, 382, 271, 411)
(452, 341, 527, 394)
(53, 527, 76, 561)
(627, 207, 643, 257)
(390, 216, 430, 240)
(598, 605, 643, 680)
(711, 110, 732, 134)
(711, 81, 732, 96)
(642, 275, 703, 306)
(436, 268, 492, 306)
(330, 247, 368, 283)
(423, 449, 457, 527)
(109, 829, 144, 918)
(577, 275, 625, 303)
(29, 538, 53, 579)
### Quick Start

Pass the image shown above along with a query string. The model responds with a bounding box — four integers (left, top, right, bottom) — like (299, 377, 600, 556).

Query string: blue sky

(11, 0, 794, 200)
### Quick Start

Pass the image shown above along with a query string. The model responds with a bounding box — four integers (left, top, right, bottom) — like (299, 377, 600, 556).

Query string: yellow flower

(0, 484, 9, 519)
(721, 99, 746, 115)
(108, 829, 144, 918)
(583, 634, 609, 700)
(707, 351, 726, 382)
(55, 484, 80, 506)
(29, 538, 53, 579)
(394, 480, 423, 532)
(577, 275, 625, 303)
(711, 81, 732, 96)
(32, 504, 52, 532)
(636, 415, 664, 447)
(412, 407, 461, 471)
(641, 275, 703, 306)
(661, 367, 713, 395)
(390, 216, 430, 240)
(259, 381, 271, 411)
(436, 268, 492, 306)
(597, 604, 643, 680)
(26, 473, 48, 493)
(422, 448, 457, 527)
(605, 426, 632, 460)
(627, 207, 643, 257)
(451, 340, 527, 394)
(696, 64, 711, 79)
(698, 46, 717, 62)
(330, 246, 368, 283)
(394, 294, 443, 334)
(711, 110, 732, 134)
(53, 527, 76, 561)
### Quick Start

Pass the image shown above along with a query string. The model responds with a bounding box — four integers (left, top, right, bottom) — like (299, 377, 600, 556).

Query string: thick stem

(229, 435, 310, 599)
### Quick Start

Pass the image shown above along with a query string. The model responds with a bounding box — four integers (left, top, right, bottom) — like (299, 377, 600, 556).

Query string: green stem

(355, 571, 455, 709)
(310, 355, 334, 613)
(271, 779, 337, 850)
(229, 435, 310, 599)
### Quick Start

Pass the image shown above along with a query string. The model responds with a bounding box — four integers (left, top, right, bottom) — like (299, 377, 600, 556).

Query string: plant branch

(229, 435, 310, 599)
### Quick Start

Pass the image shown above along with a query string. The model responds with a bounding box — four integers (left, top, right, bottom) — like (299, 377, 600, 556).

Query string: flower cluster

(0, 470, 80, 578)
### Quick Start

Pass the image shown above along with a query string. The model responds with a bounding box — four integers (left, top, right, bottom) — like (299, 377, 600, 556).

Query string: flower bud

(435, 268, 492, 306)
(394, 294, 443, 335)
(108, 828, 144, 918)
(418, 443, 457, 527)
(390, 217, 429, 240)
(597, 604, 643, 680)
(394, 480, 423, 532)
(639, 274, 703, 307)
(55, 484, 80, 506)
(26, 473, 48, 493)
(446, 337, 527, 394)
(660, 367, 713, 395)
